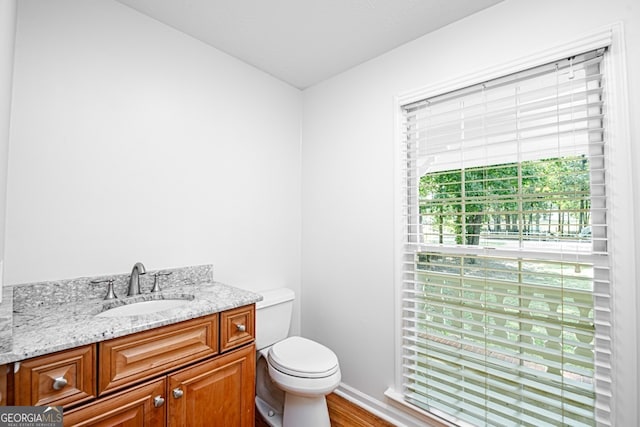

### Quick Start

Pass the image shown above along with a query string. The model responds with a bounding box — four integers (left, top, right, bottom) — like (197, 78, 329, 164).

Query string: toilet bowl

(255, 289, 341, 427)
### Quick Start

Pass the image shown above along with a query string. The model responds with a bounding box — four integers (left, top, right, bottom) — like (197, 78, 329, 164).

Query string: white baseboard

(334, 383, 452, 427)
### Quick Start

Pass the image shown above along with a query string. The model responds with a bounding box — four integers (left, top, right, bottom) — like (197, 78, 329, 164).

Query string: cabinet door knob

(236, 324, 246, 332)
(153, 395, 165, 408)
(52, 377, 68, 391)
(172, 388, 184, 399)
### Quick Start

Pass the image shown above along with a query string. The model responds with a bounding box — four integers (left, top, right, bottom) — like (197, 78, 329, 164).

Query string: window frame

(388, 23, 637, 427)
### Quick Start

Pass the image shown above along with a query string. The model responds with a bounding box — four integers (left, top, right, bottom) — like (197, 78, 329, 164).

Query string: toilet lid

(268, 336, 339, 378)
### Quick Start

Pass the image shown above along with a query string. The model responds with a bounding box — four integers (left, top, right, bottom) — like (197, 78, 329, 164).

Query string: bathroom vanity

(0, 265, 261, 426)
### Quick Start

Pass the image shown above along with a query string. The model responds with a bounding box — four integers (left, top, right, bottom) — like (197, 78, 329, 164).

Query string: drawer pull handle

(236, 324, 246, 332)
(52, 377, 68, 391)
(153, 395, 165, 408)
(172, 388, 184, 399)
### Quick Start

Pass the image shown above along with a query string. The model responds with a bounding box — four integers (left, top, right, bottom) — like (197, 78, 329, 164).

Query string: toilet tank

(255, 288, 295, 350)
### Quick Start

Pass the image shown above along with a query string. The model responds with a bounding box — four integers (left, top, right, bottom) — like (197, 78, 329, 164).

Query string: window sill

(383, 388, 460, 427)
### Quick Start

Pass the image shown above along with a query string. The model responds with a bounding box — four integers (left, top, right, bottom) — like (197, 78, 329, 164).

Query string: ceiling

(115, 0, 503, 89)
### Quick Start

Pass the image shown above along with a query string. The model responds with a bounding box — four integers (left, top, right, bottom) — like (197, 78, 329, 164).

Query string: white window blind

(400, 48, 611, 427)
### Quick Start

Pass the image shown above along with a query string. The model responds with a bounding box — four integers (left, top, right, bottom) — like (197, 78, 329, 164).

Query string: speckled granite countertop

(0, 265, 262, 364)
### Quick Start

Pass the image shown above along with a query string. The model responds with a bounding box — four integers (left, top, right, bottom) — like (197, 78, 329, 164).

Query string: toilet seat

(268, 336, 339, 378)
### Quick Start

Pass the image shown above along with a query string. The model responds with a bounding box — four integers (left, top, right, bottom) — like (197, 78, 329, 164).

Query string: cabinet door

(167, 344, 255, 427)
(63, 377, 166, 427)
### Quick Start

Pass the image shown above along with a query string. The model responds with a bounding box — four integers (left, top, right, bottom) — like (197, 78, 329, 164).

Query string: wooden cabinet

(167, 344, 255, 427)
(65, 343, 255, 427)
(63, 378, 166, 427)
(3, 304, 256, 427)
(99, 314, 218, 395)
(14, 345, 96, 408)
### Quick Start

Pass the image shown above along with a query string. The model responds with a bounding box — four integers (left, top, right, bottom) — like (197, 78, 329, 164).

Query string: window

(398, 48, 611, 426)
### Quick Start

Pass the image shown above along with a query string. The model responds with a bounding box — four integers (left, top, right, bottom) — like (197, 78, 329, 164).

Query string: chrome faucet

(127, 262, 147, 296)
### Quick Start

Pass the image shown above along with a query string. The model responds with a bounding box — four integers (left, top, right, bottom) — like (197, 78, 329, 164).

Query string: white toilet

(255, 288, 341, 427)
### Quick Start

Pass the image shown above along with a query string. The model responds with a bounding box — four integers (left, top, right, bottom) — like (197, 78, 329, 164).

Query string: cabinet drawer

(99, 314, 218, 395)
(64, 377, 166, 427)
(220, 305, 255, 352)
(15, 345, 96, 408)
(0, 364, 8, 406)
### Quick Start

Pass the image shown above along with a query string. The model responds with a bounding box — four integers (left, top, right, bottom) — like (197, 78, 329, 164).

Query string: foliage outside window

(420, 156, 591, 247)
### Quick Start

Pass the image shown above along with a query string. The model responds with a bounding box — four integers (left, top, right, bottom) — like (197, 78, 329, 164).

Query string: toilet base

(283, 393, 330, 427)
(256, 396, 283, 427)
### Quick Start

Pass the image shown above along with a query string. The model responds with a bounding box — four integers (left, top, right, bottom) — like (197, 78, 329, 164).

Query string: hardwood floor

(255, 392, 396, 427)
(255, 410, 271, 427)
(326, 393, 395, 427)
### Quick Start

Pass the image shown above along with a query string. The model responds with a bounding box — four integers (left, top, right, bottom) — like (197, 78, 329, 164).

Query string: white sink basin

(96, 298, 192, 318)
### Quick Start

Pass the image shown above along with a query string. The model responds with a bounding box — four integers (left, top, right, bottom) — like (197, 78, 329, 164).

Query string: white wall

(301, 0, 640, 423)
(0, 0, 18, 294)
(6, 0, 302, 330)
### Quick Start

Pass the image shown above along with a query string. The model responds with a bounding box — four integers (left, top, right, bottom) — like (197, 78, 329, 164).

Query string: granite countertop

(0, 279, 262, 365)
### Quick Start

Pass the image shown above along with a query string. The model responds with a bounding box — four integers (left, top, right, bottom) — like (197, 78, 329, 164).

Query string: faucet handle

(91, 279, 118, 300)
(151, 272, 172, 293)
